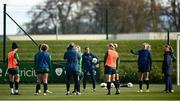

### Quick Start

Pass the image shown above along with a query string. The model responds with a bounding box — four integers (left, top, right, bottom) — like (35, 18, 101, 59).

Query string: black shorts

(104, 66, 116, 75)
(36, 68, 50, 74)
(8, 68, 19, 75)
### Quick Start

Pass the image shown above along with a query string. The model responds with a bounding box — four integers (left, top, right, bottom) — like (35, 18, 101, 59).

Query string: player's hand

(17, 63, 20, 66)
(130, 50, 133, 53)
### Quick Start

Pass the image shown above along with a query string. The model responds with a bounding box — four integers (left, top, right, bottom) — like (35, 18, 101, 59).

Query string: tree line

(21, 0, 180, 34)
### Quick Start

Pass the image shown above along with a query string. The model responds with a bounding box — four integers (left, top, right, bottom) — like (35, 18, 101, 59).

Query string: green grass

(0, 84, 180, 100)
(0, 40, 177, 61)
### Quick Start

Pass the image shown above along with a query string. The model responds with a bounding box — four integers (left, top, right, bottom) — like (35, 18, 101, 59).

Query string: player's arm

(171, 54, 176, 62)
(130, 50, 139, 55)
(34, 54, 37, 68)
(116, 57, 120, 71)
(64, 52, 67, 60)
(104, 51, 108, 66)
(15, 53, 20, 66)
(48, 54, 52, 73)
(149, 52, 152, 71)
(77, 52, 81, 60)
(81, 54, 85, 71)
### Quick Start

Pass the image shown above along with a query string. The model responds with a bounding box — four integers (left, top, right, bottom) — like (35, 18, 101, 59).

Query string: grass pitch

(0, 84, 180, 100)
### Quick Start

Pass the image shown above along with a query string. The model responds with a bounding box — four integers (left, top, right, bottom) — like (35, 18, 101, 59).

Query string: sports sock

(77, 80, 80, 92)
(83, 81, 86, 89)
(116, 80, 120, 89)
(9, 81, 14, 89)
(66, 82, 70, 92)
(43, 83, 47, 93)
(145, 80, 149, 89)
(139, 81, 143, 90)
(14, 81, 19, 92)
(93, 81, 96, 89)
(113, 81, 118, 90)
(107, 82, 111, 92)
(36, 83, 40, 93)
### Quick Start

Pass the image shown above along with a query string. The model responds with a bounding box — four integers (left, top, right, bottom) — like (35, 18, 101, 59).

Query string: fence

(0, 60, 177, 84)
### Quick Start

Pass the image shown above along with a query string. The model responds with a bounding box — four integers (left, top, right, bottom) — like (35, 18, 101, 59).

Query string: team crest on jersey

(55, 68, 63, 76)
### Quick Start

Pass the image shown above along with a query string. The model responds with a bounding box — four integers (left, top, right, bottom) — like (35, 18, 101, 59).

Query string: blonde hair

(108, 43, 115, 50)
(114, 43, 118, 49)
(143, 42, 151, 51)
(76, 45, 81, 52)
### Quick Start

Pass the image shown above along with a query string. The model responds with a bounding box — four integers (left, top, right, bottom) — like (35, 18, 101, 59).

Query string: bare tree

(162, 0, 180, 31)
(21, 0, 164, 34)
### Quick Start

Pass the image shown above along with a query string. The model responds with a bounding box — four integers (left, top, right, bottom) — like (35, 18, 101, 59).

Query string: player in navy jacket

(34, 44, 51, 95)
(64, 43, 81, 95)
(162, 45, 176, 93)
(131, 43, 152, 92)
(82, 47, 98, 92)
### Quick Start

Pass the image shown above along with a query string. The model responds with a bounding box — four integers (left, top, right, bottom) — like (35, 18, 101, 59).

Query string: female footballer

(64, 43, 81, 95)
(72, 45, 82, 94)
(7, 42, 20, 95)
(130, 43, 152, 93)
(82, 47, 98, 92)
(104, 43, 119, 95)
(34, 44, 51, 95)
(162, 45, 176, 93)
(113, 43, 120, 94)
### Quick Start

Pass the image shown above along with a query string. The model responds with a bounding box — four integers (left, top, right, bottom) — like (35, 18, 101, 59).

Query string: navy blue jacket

(34, 51, 51, 71)
(162, 52, 176, 75)
(82, 53, 98, 71)
(131, 49, 152, 72)
(64, 47, 80, 72)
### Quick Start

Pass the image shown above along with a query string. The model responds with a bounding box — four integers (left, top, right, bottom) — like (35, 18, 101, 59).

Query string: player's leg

(72, 74, 80, 93)
(166, 74, 173, 93)
(14, 74, 20, 95)
(66, 71, 71, 95)
(104, 66, 112, 95)
(113, 73, 120, 94)
(106, 74, 111, 95)
(83, 70, 88, 90)
(77, 74, 81, 93)
(45, 73, 53, 94)
(90, 69, 96, 91)
(73, 72, 80, 95)
(14, 68, 20, 95)
(168, 75, 173, 93)
(164, 74, 168, 92)
(144, 72, 150, 92)
(42, 73, 48, 95)
(35, 73, 42, 94)
(138, 72, 143, 92)
(115, 73, 120, 92)
(9, 73, 15, 95)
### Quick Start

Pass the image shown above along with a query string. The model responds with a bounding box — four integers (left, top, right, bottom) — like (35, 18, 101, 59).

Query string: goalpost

(177, 33, 180, 86)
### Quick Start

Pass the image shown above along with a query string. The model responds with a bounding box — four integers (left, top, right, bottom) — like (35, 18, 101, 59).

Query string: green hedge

(0, 40, 176, 60)
(0, 40, 177, 84)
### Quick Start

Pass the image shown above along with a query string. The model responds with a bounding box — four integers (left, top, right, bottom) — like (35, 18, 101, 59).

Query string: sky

(0, 0, 45, 35)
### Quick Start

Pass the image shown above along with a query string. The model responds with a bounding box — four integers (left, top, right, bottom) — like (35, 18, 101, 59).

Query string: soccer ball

(100, 82, 107, 88)
(92, 58, 98, 63)
(127, 82, 133, 88)
(111, 83, 115, 88)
